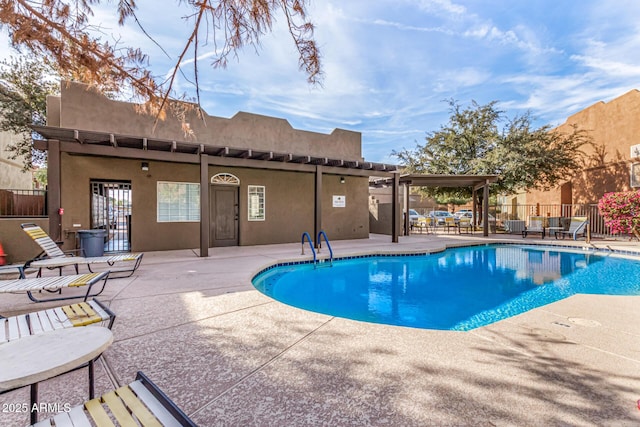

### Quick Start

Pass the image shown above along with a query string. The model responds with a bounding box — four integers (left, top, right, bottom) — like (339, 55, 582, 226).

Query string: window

(157, 182, 200, 222)
(632, 163, 640, 188)
(248, 185, 265, 221)
(211, 173, 240, 185)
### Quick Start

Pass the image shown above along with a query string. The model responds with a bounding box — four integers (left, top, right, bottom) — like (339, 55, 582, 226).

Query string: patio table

(0, 326, 113, 424)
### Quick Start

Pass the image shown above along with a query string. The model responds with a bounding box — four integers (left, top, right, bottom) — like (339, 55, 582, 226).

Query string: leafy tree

(0, 56, 59, 170)
(0, 0, 322, 116)
(34, 168, 48, 188)
(394, 99, 591, 211)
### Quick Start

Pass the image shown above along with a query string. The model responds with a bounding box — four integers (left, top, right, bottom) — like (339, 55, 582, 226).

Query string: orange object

(0, 241, 6, 266)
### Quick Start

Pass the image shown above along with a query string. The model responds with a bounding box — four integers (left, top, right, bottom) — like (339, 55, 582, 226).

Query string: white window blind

(157, 182, 200, 222)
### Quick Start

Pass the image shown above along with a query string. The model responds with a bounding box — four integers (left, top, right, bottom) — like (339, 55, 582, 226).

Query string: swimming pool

(252, 244, 640, 331)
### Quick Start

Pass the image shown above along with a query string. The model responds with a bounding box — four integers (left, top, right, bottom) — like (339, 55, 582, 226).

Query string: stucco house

(525, 89, 640, 206)
(30, 81, 397, 256)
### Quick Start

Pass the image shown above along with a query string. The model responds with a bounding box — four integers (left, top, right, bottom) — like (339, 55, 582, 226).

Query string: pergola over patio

(371, 173, 499, 240)
(32, 125, 399, 256)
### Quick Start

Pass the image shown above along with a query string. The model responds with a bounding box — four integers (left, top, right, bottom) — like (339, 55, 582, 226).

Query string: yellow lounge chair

(0, 272, 109, 303)
(21, 223, 143, 278)
(1, 299, 115, 343)
(30, 371, 197, 426)
(444, 216, 457, 233)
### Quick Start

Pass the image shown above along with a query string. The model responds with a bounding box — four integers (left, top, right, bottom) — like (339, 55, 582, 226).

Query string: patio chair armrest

(133, 371, 198, 426)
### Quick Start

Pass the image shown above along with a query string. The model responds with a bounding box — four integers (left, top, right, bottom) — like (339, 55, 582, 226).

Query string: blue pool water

(252, 244, 640, 331)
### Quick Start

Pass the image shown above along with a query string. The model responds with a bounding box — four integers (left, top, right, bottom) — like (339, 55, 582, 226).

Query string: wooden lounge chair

(522, 216, 545, 239)
(21, 223, 143, 278)
(30, 371, 197, 427)
(1, 299, 115, 343)
(0, 272, 109, 303)
(554, 216, 588, 240)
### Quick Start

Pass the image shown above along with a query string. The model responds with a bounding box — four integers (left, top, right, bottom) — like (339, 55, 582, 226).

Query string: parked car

(427, 210, 454, 225)
(456, 211, 496, 223)
(453, 209, 472, 219)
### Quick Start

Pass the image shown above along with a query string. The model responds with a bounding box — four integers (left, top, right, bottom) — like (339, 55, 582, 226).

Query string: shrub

(597, 191, 640, 239)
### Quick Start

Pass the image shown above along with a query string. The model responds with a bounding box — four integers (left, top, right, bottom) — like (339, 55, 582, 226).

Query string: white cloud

(414, 0, 467, 16)
(1, 1, 639, 164)
(433, 68, 491, 93)
(571, 54, 640, 77)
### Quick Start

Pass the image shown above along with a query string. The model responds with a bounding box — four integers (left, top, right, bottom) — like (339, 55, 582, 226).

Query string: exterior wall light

(141, 162, 149, 171)
(340, 176, 345, 184)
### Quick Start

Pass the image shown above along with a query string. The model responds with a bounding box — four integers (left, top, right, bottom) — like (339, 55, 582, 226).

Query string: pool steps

(301, 231, 334, 268)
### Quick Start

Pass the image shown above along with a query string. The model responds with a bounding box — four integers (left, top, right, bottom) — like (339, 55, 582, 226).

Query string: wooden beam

(403, 182, 410, 236)
(392, 173, 400, 243)
(314, 166, 322, 249)
(47, 140, 62, 242)
(200, 154, 209, 257)
(483, 180, 490, 237)
(35, 139, 395, 177)
(473, 182, 487, 192)
(57, 141, 199, 163)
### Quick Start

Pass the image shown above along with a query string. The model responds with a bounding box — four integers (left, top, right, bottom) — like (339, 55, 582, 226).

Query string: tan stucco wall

(60, 154, 201, 252)
(369, 198, 392, 235)
(53, 81, 363, 161)
(0, 218, 48, 263)
(46, 81, 373, 252)
(223, 167, 315, 245)
(528, 89, 640, 205)
(321, 175, 370, 239)
(58, 154, 369, 251)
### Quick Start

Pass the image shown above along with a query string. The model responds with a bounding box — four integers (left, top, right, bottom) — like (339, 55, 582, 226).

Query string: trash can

(78, 229, 107, 257)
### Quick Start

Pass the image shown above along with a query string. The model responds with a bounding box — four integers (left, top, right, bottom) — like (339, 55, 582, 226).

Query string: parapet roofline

(32, 125, 398, 173)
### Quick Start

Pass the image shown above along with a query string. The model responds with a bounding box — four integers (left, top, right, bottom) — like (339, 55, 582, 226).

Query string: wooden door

(210, 185, 239, 246)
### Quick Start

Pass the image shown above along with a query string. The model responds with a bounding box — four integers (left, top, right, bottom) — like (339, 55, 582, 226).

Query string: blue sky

(3, 1, 640, 164)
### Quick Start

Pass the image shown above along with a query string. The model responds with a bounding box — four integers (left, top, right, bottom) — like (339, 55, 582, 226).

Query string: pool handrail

(317, 230, 333, 266)
(301, 232, 317, 265)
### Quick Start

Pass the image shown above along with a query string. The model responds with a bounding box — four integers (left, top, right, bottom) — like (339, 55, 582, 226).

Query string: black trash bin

(78, 229, 107, 257)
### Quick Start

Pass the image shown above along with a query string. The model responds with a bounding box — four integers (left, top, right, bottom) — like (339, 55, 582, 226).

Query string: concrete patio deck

(1, 233, 640, 426)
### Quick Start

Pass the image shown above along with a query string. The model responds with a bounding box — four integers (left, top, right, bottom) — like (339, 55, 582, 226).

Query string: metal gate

(90, 181, 132, 253)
